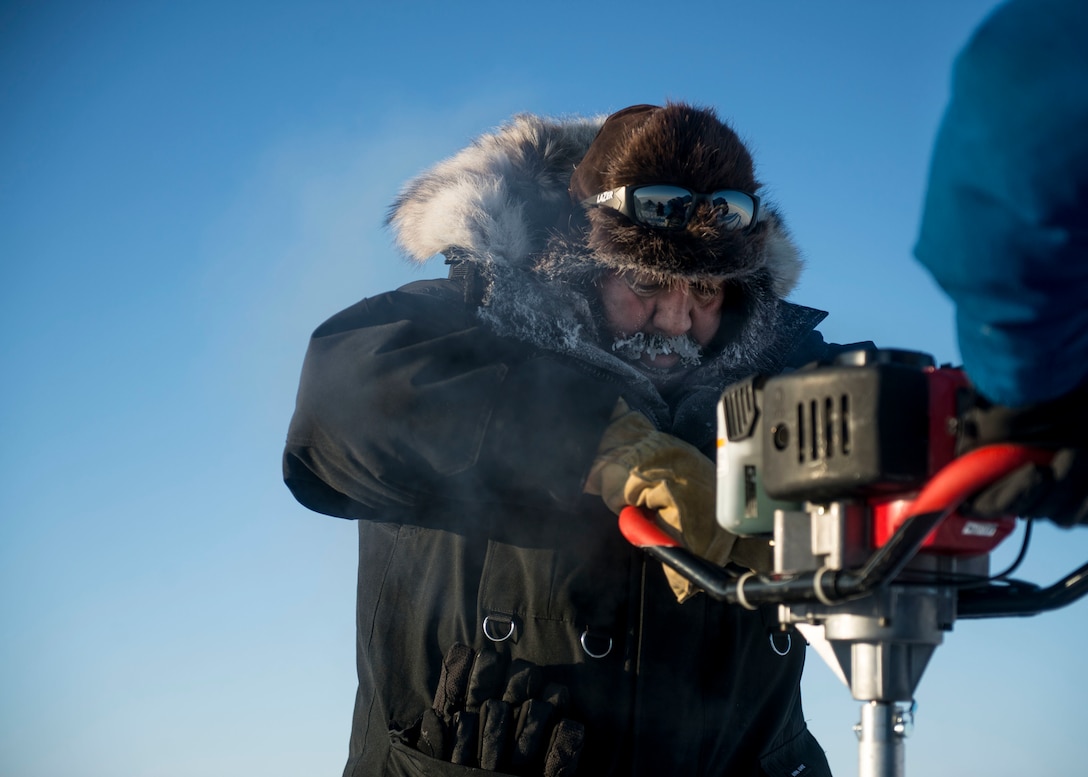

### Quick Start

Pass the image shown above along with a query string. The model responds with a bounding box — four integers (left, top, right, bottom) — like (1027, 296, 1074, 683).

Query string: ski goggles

(581, 184, 760, 231)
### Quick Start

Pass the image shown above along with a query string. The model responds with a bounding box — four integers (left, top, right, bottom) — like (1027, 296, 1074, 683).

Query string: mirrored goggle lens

(631, 185, 756, 230)
(708, 190, 757, 230)
(630, 185, 693, 228)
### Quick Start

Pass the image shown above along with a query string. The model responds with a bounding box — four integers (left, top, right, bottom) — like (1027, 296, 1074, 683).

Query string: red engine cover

(871, 365, 1015, 555)
(871, 497, 1016, 555)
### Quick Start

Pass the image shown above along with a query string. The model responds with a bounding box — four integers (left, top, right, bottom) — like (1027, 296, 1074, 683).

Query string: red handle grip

(908, 443, 1054, 518)
(618, 505, 681, 548)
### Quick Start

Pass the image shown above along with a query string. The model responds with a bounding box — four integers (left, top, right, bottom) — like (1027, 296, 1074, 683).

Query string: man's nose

(651, 288, 695, 336)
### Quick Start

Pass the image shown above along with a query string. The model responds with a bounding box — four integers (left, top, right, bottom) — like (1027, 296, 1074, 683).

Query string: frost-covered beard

(610, 332, 706, 388)
(611, 331, 704, 367)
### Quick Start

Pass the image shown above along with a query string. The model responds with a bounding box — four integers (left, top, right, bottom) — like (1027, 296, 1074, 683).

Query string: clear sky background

(3, 1, 1086, 776)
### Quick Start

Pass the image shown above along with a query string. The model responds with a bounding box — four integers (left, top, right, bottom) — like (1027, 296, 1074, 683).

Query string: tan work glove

(584, 398, 739, 602)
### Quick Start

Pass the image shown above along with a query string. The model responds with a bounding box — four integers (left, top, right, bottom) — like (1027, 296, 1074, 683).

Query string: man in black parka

(284, 102, 843, 776)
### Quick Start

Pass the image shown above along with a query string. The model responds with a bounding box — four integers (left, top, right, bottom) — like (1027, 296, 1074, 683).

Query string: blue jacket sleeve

(913, 0, 1088, 408)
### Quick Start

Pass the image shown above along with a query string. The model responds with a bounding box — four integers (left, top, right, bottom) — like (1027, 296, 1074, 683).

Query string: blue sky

(3, 1, 1086, 775)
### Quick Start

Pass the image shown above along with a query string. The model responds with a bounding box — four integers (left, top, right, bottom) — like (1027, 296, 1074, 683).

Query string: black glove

(416, 643, 585, 776)
(967, 448, 1088, 526)
(959, 383, 1088, 526)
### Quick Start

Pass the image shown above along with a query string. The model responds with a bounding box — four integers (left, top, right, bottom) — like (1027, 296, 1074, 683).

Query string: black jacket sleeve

(283, 279, 621, 520)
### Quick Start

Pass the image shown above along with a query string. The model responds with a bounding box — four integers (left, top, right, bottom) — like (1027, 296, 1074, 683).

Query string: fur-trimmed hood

(387, 109, 802, 294)
(384, 109, 826, 439)
(387, 113, 602, 270)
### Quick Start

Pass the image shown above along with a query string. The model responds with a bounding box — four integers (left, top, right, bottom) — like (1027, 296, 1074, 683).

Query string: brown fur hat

(558, 101, 801, 295)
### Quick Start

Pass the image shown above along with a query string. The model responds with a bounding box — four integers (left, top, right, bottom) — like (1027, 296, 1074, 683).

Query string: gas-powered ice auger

(619, 348, 1088, 777)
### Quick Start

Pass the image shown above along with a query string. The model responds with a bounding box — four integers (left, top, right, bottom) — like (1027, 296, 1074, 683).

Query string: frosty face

(598, 270, 725, 376)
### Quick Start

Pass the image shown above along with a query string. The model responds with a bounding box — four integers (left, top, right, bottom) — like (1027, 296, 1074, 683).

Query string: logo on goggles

(582, 184, 760, 231)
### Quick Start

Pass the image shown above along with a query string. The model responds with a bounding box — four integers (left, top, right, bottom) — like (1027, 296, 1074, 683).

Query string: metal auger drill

(619, 348, 1088, 777)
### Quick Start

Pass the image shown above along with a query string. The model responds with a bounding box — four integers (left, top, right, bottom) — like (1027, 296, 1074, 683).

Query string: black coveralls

(284, 276, 835, 776)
